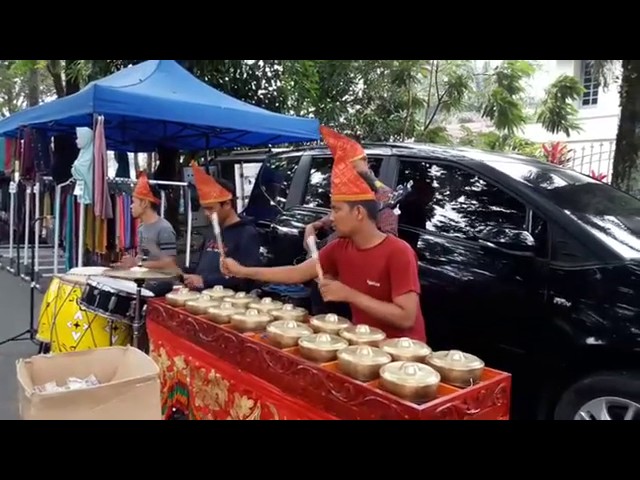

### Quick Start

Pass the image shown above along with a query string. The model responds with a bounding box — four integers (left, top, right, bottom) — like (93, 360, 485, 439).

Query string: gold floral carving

(150, 342, 190, 397)
(192, 367, 230, 418)
(150, 335, 286, 421)
(267, 402, 281, 420)
(228, 393, 261, 420)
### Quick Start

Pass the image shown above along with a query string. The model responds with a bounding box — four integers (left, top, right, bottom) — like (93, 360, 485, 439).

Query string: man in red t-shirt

(221, 126, 426, 342)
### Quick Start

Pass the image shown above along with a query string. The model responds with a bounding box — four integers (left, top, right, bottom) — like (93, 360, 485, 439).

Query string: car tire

(554, 372, 640, 420)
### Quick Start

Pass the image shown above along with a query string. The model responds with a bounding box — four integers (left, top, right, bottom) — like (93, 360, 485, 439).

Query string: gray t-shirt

(138, 217, 177, 261)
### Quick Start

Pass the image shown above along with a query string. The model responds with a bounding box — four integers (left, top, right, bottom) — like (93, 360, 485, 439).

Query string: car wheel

(554, 372, 640, 420)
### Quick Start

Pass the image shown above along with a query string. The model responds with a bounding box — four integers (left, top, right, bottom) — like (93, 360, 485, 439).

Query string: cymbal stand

(0, 216, 45, 348)
(132, 277, 145, 349)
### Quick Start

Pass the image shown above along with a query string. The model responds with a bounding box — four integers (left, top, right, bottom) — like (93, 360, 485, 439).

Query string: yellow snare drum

(36, 275, 64, 343)
(37, 272, 132, 353)
(36, 267, 107, 343)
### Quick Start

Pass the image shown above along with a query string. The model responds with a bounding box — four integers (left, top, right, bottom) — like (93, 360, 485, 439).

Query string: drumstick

(211, 212, 229, 279)
(306, 235, 324, 281)
(211, 212, 225, 257)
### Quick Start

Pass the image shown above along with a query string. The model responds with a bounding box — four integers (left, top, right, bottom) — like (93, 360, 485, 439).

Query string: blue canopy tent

(0, 60, 320, 151)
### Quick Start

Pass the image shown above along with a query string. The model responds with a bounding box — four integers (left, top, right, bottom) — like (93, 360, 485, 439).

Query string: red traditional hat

(191, 162, 232, 206)
(320, 126, 375, 202)
(133, 171, 160, 204)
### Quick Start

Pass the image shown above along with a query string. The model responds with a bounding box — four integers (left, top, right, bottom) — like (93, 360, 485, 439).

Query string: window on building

(581, 60, 600, 107)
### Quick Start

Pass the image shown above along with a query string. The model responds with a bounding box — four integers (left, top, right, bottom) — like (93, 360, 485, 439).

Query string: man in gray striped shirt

(118, 173, 177, 273)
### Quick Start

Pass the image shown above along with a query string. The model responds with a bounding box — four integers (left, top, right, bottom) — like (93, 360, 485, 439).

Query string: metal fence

(564, 139, 616, 183)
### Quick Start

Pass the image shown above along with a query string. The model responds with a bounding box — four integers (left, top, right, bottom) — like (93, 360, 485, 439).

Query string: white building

(522, 60, 621, 179)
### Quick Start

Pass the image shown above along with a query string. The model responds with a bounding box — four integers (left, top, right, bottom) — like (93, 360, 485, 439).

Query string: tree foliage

(5, 59, 584, 159)
(0, 60, 55, 116)
(481, 60, 536, 135)
(536, 74, 584, 137)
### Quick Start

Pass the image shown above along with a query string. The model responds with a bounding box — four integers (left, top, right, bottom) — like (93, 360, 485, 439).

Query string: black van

(242, 142, 640, 420)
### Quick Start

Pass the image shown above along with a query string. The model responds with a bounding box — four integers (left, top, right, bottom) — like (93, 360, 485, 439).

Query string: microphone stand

(0, 215, 46, 348)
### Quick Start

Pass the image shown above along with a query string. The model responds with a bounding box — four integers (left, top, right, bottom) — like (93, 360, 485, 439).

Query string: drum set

(36, 266, 176, 354)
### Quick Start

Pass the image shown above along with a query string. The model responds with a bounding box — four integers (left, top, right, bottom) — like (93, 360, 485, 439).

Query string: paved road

(0, 269, 43, 420)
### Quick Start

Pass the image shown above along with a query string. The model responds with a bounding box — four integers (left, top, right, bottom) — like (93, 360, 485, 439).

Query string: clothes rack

(53, 178, 75, 275)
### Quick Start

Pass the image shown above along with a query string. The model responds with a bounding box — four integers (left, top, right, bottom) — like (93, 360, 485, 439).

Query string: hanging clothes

(121, 194, 127, 252)
(114, 151, 130, 179)
(0, 138, 5, 175)
(28, 129, 52, 175)
(70, 127, 94, 205)
(113, 192, 120, 251)
(11, 136, 22, 176)
(42, 188, 53, 233)
(99, 217, 107, 255)
(20, 128, 35, 181)
(2, 137, 12, 173)
(85, 206, 95, 253)
(51, 134, 76, 185)
(123, 194, 130, 250)
(105, 186, 130, 259)
(88, 205, 107, 256)
(93, 116, 113, 220)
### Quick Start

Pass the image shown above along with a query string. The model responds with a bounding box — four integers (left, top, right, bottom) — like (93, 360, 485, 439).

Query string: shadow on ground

(0, 269, 43, 420)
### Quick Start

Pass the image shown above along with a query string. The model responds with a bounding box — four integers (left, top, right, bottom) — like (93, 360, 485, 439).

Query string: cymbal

(103, 267, 177, 281)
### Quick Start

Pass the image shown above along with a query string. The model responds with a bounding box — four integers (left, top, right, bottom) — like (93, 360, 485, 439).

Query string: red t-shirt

(318, 235, 427, 342)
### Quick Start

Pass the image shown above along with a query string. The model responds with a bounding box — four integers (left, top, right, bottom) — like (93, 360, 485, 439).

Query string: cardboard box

(17, 346, 162, 420)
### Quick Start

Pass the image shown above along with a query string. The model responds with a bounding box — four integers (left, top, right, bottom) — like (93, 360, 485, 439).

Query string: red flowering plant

(590, 170, 607, 182)
(541, 141, 574, 167)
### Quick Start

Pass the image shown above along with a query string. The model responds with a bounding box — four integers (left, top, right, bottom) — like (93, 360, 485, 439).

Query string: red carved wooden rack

(147, 299, 512, 420)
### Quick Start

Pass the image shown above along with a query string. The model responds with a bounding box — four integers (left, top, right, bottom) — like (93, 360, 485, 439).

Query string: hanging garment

(85, 206, 95, 252)
(20, 128, 35, 181)
(30, 130, 52, 175)
(3, 138, 12, 173)
(51, 135, 76, 185)
(70, 127, 94, 205)
(42, 189, 53, 234)
(0, 138, 5, 175)
(93, 116, 113, 219)
(114, 151, 130, 179)
(112, 193, 120, 252)
(124, 195, 132, 250)
(122, 194, 128, 250)
(117, 195, 124, 251)
(99, 218, 107, 255)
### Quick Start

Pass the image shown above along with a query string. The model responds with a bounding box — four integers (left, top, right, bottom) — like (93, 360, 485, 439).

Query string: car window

(244, 154, 300, 221)
(303, 156, 383, 209)
(397, 159, 527, 241)
(493, 161, 640, 259)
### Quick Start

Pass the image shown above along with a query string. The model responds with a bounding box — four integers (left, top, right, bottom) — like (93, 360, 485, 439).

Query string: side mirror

(477, 226, 536, 257)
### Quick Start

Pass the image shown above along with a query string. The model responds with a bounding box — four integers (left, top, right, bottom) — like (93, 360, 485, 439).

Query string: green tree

(0, 60, 56, 116)
(588, 60, 640, 196)
(9, 59, 585, 161)
(535, 74, 585, 137)
(481, 60, 536, 135)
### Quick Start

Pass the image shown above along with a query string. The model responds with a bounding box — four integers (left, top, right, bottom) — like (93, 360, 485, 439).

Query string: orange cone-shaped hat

(191, 162, 232, 206)
(133, 171, 160, 204)
(320, 126, 375, 202)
